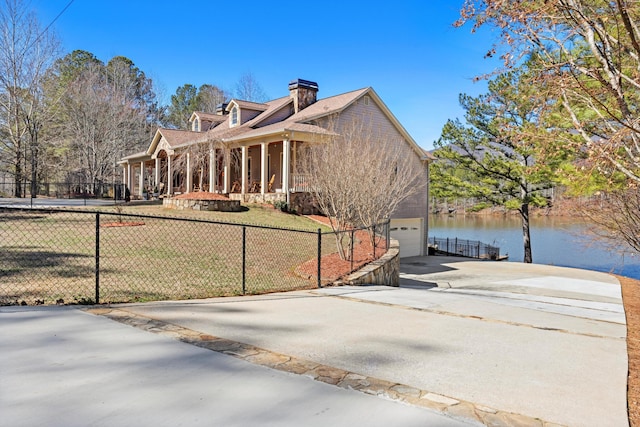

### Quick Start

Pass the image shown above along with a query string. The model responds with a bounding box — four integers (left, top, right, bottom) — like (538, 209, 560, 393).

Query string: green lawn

(101, 202, 330, 231)
(0, 205, 333, 305)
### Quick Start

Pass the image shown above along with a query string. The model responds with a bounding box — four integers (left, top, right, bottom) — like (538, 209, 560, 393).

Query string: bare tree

(196, 84, 227, 113)
(580, 187, 640, 255)
(234, 72, 268, 102)
(299, 116, 427, 259)
(59, 60, 150, 188)
(0, 0, 59, 196)
(458, 1, 640, 182)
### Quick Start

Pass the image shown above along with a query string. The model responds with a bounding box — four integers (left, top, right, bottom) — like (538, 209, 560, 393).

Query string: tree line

(431, 0, 640, 262)
(0, 0, 266, 197)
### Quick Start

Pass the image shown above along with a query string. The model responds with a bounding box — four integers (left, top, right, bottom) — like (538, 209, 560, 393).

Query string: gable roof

(188, 111, 227, 131)
(226, 99, 269, 112)
(190, 111, 226, 123)
(147, 128, 205, 155)
(202, 96, 294, 143)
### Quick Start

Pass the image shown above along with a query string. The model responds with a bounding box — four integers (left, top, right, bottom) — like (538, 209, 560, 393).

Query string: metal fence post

(386, 220, 390, 250)
(373, 224, 376, 259)
(242, 226, 246, 295)
(350, 229, 354, 272)
(317, 228, 322, 288)
(95, 212, 100, 304)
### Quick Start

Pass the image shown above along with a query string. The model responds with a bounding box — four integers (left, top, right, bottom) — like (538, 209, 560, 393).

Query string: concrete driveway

(2, 256, 628, 426)
(1, 305, 470, 427)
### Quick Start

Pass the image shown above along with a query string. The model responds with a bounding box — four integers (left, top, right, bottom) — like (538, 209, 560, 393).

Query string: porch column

(186, 152, 191, 193)
(139, 161, 144, 197)
(209, 148, 215, 193)
(282, 138, 290, 204)
(241, 146, 248, 194)
(154, 157, 160, 189)
(167, 155, 173, 195)
(293, 141, 297, 172)
(261, 142, 268, 195)
(223, 148, 230, 193)
(126, 162, 132, 193)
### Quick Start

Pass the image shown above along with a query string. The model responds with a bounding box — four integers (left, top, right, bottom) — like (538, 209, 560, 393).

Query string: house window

(231, 107, 238, 126)
(193, 118, 200, 132)
(364, 95, 370, 106)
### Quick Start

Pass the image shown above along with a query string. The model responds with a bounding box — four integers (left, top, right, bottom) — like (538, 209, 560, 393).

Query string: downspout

(425, 158, 430, 256)
(283, 136, 290, 206)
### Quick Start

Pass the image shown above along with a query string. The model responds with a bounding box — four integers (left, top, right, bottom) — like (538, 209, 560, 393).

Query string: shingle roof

(244, 96, 292, 128)
(137, 84, 425, 159)
(205, 91, 366, 143)
(157, 128, 203, 148)
(203, 96, 294, 142)
(228, 100, 269, 111)
(193, 111, 226, 123)
(121, 151, 148, 161)
(288, 88, 369, 123)
(226, 120, 336, 142)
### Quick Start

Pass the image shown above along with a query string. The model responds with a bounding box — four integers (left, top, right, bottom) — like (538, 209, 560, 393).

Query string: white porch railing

(291, 174, 311, 193)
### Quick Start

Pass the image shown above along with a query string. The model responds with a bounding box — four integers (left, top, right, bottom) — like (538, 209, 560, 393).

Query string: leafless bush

(299, 116, 427, 259)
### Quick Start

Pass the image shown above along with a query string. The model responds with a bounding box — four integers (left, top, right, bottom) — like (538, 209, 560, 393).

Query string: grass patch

(0, 207, 332, 305)
(98, 203, 330, 231)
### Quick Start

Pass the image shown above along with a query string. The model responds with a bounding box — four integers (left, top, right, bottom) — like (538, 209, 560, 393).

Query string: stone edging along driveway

(86, 307, 562, 427)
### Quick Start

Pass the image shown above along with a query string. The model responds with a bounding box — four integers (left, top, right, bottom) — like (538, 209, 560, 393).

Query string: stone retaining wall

(163, 198, 241, 212)
(289, 192, 322, 215)
(225, 193, 321, 214)
(228, 193, 285, 204)
(337, 238, 400, 287)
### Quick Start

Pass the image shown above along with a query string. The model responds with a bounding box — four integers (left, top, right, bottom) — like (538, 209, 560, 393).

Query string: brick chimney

(289, 79, 318, 113)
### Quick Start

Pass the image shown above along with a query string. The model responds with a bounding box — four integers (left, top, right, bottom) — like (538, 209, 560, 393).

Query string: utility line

(26, 0, 75, 51)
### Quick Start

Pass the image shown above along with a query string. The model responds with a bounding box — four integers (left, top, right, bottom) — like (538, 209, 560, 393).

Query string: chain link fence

(0, 179, 126, 200)
(1, 207, 390, 306)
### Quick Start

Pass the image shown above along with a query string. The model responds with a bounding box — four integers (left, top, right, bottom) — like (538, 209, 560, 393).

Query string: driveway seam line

(314, 293, 625, 340)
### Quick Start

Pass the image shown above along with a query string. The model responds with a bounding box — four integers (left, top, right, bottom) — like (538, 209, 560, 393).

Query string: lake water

(429, 214, 640, 280)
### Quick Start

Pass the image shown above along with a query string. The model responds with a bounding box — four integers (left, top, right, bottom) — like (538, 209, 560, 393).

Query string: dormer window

(230, 106, 239, 126)
(193, 118, 200, 132)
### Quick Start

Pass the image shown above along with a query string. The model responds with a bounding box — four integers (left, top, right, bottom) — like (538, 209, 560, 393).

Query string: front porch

(120, 140, 311, 203)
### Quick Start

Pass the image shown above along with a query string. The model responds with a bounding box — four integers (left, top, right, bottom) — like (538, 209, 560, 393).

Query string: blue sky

(30, 0, 501, 150)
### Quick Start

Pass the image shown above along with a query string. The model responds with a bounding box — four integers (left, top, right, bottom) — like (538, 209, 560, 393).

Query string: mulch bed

(297, 214, 388, 283)
(620, 275, 640, 426)
(101, 221, 145, 227)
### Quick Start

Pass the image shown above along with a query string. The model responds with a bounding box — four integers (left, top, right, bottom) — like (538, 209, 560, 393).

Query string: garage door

(390, 218, 423, 258)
